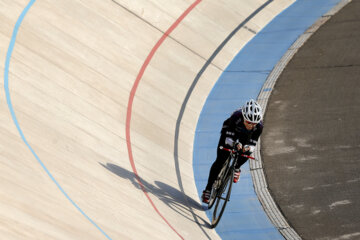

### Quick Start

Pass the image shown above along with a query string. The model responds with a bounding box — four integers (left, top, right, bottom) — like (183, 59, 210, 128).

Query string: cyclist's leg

(233, 152, 251, 182)
(235, 155, 248, 169)
(205, 135, 230, 190)
(235, 150, 252, 168)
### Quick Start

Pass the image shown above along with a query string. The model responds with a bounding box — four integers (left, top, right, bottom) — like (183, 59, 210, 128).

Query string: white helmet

(242, 99, 263, 123)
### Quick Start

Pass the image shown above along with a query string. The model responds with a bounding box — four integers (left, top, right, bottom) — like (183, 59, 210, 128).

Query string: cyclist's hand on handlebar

(235, 142, 243, 151)
(243, 145, 250, 152)
(243, 145, 255, 153)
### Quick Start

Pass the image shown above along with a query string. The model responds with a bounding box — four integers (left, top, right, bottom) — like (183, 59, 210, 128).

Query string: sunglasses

(245, 120, 257, 126)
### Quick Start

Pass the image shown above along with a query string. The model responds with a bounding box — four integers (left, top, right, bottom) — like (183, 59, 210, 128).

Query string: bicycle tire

(211, 169, 234, 228)
(208, 158, 230, 209)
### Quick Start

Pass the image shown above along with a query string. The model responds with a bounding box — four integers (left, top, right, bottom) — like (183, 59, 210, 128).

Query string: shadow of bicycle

(100, 162, 211, 229)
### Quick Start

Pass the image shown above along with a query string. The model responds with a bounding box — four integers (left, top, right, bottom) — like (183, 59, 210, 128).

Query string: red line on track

(125, 1, 201, 239)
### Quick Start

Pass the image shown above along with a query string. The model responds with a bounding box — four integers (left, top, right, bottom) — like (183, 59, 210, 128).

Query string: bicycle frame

(209, 146, 255, 227)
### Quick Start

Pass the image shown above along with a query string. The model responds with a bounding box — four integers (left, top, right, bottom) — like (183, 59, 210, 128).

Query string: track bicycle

(207, 145, 254, 228)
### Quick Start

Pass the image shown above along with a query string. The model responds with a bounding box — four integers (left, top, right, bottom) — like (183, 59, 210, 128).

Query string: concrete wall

(0, 0, 293, 239)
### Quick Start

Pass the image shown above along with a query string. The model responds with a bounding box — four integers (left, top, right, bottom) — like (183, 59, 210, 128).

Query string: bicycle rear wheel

(211, 169, 234, 228)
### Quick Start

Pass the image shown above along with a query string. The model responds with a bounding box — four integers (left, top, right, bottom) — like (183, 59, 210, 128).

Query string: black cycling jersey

(221, 109, 263, 147)
(204, 108, 263, 191)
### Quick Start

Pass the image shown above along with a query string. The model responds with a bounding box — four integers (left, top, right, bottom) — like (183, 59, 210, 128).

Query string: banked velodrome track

(0, 0, 356, 240)
(0, 0, 294, 239)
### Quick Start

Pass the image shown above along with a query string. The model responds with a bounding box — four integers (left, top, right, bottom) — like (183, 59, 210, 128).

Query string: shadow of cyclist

(100, 162, 211, 229)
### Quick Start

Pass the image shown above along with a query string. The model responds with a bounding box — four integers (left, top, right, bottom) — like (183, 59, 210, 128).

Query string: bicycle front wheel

(211, 170, 234, 228)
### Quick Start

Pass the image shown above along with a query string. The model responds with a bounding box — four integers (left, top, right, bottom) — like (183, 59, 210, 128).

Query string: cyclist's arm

(244, 121, 263, 153)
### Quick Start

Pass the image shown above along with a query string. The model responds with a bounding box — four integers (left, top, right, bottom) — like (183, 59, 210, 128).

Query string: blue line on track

(4, 1, 112, 239)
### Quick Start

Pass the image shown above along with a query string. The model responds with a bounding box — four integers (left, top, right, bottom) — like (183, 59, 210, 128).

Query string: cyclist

(201, 99, 263, 203)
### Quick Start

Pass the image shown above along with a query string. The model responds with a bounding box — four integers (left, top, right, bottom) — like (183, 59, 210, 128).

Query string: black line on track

(173, 0, 273, 237)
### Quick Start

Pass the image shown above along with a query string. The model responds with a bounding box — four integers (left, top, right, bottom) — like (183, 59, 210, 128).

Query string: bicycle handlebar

(219, 146, 255, 160)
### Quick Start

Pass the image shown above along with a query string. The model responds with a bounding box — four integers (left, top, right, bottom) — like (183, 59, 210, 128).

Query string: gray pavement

(262, 1, 360, 240)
